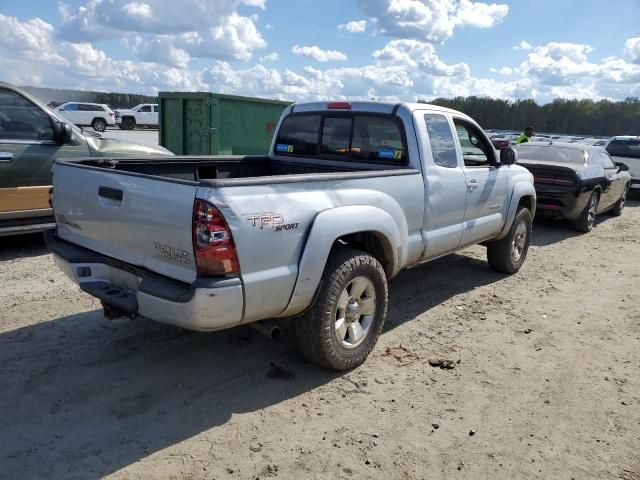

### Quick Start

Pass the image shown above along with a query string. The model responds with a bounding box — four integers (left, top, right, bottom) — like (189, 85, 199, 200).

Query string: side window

(153, 106, 159, 113)
(275, 114, 321, 155)
(320, 117, 351, 155)
(78, 104, 92, 111)
(62, 103, 78, 111)
(453, 119, 494, 167)
(600, 152, 616, 169)
(0, 89, 55, 141)
(424, 113, 458, 168)
(139, 105, 152, 113)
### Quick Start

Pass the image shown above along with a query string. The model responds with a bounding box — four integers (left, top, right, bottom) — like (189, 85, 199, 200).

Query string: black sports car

(517, 142, 631, 232)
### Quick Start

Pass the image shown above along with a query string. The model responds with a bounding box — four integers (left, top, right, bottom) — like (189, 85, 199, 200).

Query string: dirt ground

(1, 199, 639, 480)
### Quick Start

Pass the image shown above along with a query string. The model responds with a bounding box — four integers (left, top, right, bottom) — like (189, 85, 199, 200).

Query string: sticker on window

(276, 143, 294, 153)
(378, 148, 402, 159)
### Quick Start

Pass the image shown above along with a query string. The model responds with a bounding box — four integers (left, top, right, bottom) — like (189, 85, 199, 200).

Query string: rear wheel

(121, 117, 136, 130)
(486, 206, 532, 274)
(609, 184, 629, 217)
(295, 247, 388, 370)
(91, 118, 107, 132)
(575, 191, 599, 232)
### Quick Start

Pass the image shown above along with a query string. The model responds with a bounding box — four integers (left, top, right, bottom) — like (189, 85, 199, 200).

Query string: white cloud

(454, 0, 509, 28)
(372, 39, 469, 77)
(57, 0, 267, 64)
(513, 40, 532, 51)
(356, 0, 508, 43)
(625, 36, 640, 63)
(260, 52, 280, 62)
(338, 20, 367, 33)
(292, 45, 348, 62)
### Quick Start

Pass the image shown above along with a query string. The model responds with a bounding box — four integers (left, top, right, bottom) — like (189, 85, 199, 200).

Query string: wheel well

(518, 195, 533, 212)
(91, 117, 106, 124)
(334, 231, 394, 277)
(122, 115, 135, 122)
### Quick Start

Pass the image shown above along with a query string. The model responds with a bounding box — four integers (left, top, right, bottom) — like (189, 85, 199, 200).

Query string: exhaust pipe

(250, 321, 281, 340)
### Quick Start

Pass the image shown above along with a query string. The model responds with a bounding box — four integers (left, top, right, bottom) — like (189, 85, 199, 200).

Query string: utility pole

(511, 81, 520, 130)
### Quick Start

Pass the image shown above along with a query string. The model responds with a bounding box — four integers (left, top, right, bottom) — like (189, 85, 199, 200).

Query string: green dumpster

(158, 92, 291, 155)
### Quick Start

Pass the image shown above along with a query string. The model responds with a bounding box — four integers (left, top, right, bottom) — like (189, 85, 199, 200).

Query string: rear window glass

(321, 117, 351, 155)
(607, 139, 640, 159)
(517, 145, 585, 164)
(275, 114, 321, 155)
(275, 113, 407, 163)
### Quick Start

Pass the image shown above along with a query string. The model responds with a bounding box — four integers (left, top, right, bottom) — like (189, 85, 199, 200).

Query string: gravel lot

(1, 199, 639, 480)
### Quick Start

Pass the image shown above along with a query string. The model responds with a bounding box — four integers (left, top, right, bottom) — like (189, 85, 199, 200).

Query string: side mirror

(500, 147, 518, 166)
(53, 121, 73, 144)
(615, 162, 629, 172)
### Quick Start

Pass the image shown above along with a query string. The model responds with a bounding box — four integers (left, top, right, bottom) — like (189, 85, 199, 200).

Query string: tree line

(422, 96, 640, 136)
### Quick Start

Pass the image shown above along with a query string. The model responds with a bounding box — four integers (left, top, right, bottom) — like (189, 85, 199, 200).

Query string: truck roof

(290, 100, 475, 123)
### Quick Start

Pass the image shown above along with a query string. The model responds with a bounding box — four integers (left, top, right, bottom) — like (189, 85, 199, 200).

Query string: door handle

(467, 179, 478, 190)
(98, 186, 123, 202)
(0, 152, 14, 163)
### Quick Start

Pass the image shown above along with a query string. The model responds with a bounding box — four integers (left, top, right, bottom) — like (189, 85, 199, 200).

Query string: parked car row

(51, 101, 159, 132)
(516, 142, 630, 232)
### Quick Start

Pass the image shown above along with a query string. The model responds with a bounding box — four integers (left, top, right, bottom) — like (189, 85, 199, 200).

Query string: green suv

(0, 82, 172, 237)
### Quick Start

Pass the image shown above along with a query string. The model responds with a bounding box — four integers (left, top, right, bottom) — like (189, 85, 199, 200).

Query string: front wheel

(121, 117, 136, 130)
(295, 247, 388, 370)
(486, 206, 532, 274)
(91, 118, 107, 132)
(609, 184, 629, 217)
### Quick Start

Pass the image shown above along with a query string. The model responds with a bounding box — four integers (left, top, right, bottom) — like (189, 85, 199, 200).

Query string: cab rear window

(274, 113, 407, 163)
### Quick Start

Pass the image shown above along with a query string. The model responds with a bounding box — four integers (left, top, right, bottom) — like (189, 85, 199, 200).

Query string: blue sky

(0, 0, 639, 103)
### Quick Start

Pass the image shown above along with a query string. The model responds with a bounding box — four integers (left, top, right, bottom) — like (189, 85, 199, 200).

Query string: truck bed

(63, 155, 407, 186)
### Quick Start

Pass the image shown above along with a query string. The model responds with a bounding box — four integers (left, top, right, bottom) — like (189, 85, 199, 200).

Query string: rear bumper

(46, 231, 244, 331)
(534, 188, 590, 221)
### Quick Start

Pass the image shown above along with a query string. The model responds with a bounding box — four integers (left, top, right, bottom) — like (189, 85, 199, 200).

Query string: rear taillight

(109, 112, 114, 116)
(534, 175, 575, 187)
(192, 199, 239, 276)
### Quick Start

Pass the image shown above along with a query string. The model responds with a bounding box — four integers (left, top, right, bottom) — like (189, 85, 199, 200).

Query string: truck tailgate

(52, 162, 199, 283)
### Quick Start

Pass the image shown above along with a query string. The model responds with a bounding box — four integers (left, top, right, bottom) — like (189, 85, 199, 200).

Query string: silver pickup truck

(47, 101, 536, 370)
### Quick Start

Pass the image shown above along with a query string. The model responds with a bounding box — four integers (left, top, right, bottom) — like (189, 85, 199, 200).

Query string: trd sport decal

(244, 213, 299, 232)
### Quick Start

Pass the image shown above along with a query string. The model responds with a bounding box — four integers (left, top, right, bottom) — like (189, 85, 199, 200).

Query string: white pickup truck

(115, 104, 158, 130)
(47, 101, 536, 370)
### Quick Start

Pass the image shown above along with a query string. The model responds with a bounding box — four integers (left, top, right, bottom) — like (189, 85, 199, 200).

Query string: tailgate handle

(98, 186, 123, 202)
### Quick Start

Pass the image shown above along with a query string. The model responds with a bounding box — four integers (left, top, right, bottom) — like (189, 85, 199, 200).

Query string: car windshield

(518, 145, 586, 164)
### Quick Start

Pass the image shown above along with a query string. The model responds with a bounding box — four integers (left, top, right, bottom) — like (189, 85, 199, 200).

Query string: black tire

(575, 191, 599, 233)
(91, 118, 107, 132)
(295, 247, 388, 370)
(609, 183, 629, 217)
(122, 117, 135, 130)
(486, 206, 532, 274)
